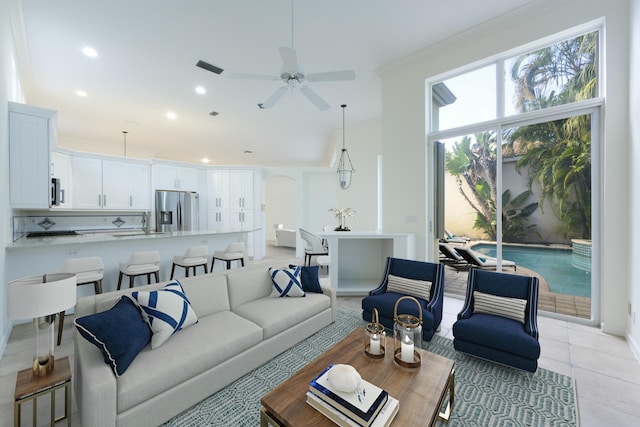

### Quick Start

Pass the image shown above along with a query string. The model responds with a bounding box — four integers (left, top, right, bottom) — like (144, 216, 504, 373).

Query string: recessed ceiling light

(166, 112, 177, 120)
(195, 86, 206, 95)
(244, 150, 253, 154)
(201, 158, 210, 163)
(75, 90, 88, 97)
(82, 47, 98, 58)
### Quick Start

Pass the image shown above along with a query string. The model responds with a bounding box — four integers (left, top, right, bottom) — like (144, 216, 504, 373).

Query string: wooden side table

(14, 356, 72, 427)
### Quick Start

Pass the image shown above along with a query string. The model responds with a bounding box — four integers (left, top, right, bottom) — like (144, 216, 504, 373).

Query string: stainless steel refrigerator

(155, 190, 199, 232)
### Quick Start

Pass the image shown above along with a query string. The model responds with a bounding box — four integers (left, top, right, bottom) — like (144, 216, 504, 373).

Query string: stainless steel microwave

(51, 178, 64, 206)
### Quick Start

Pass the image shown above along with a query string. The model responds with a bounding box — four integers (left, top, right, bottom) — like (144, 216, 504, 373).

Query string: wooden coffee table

(260, 329, 454, 426)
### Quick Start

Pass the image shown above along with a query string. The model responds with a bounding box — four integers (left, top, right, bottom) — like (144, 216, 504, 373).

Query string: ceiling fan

(227, 1, 355, 111)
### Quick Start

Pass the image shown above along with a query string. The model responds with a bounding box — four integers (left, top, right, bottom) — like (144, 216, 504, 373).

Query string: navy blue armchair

(453, 269, 540, 372)
(362, 257, 444, 342)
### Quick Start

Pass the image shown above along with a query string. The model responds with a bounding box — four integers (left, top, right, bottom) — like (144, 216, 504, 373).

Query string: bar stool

(171, 246, 208, 279)
(118, 250, 161, 290)
(57, 256, 104, 346)
(211, 242, 245, 270)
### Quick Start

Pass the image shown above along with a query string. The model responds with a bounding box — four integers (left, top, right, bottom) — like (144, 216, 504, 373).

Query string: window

(430, 28, 600, 323)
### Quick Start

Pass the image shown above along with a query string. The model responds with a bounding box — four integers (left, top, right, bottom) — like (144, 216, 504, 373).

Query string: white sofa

(73, 260, 336, 427)
(275, 228, 296, 248)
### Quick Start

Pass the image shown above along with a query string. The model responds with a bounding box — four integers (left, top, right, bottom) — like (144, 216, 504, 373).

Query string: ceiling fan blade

(196, 60, 224, 75)
(306, 70, 356, 82)
(261, 86, 288, 109)
(227, 72, 280, 81)
(279, 47, 298, 73)
(300, 85, 330, 111)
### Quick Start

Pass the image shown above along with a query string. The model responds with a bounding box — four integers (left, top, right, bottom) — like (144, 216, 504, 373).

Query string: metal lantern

(393, 296, 423, 368)
(364, 308, 385, 359)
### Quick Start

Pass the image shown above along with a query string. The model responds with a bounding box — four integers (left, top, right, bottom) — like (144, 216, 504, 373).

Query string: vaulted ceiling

(16, 0, 535, 166)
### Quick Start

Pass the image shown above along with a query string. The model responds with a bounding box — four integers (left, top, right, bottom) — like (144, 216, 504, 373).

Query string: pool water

(471, 244, 591, 298)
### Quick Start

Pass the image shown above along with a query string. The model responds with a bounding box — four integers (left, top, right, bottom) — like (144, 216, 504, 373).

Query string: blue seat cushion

(453, 313, 540, 359)
(362, 292, 435, 332)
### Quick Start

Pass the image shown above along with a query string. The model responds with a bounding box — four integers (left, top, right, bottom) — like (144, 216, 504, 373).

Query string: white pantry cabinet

(9, 102, 57, 209)
(72, 156, 150, 210)
(206, 169, 255, 231)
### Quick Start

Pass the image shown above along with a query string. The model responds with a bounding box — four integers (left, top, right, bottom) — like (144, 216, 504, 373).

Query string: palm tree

(445, 131, 539, 241)
(507, 31, 596, 239)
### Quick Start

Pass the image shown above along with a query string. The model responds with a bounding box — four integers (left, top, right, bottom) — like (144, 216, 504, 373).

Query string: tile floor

(1, 246, 639, 426)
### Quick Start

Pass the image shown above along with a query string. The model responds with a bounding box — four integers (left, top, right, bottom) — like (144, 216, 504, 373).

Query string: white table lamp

(7, 273, 76, 376)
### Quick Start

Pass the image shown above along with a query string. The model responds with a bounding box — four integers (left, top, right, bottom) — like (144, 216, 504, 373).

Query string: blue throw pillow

(289, 264, 323, 294)
(74, 296, 151, 377)
(131, 280, 198, 349)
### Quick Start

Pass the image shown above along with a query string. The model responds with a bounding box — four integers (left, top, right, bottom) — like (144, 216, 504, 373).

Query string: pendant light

(122, 130, 128, 157)
(337, 104, 355, 189)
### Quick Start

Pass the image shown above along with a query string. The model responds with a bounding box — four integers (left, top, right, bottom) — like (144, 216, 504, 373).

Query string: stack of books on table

(307, 365, 399, 427)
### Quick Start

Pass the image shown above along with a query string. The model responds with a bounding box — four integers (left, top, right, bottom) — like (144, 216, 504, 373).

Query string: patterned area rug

(163, 306, 578, 427)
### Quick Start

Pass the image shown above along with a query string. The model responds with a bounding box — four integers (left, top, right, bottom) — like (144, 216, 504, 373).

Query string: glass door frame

(427, 100, 602, 325)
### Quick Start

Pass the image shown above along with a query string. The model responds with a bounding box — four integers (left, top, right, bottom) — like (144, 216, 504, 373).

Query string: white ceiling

(17, 0, 534, 167)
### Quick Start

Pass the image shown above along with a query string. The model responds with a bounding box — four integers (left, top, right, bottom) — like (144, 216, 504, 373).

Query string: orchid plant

(328, 207, 356, 231)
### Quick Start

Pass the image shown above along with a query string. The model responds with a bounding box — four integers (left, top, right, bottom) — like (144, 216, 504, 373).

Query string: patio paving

(442, 264, 592, 320)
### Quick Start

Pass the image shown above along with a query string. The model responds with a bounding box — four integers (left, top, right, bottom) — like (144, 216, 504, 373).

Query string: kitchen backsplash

(12, 213, 148, 242)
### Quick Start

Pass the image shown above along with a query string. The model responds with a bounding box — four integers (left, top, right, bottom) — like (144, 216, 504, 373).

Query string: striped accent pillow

(132, 281, 198, 349)
(386, 274, 432, 301)
(473, 291, 527, 324)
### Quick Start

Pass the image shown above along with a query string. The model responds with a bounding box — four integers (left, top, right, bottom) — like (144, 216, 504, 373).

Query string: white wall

(379, 0, 631, 335)
(265, 175, 296, 241)
(0, 1, 15, 356)
(628, 0, 640, 357)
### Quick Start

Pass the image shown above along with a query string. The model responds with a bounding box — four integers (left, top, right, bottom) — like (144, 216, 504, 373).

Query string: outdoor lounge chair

(443, 229, 471, 245)
(455, 246, 517, 271)
(438, 242, 471, 271)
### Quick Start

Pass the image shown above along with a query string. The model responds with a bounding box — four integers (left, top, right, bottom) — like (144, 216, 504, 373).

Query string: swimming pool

(471, 243, 591, 298)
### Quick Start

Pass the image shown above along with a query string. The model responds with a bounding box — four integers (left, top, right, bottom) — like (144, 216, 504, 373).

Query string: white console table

(319, 231, 416, 296)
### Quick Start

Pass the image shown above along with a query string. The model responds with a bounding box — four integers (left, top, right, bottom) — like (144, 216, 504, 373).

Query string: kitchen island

(6, 228, 261, 298)
(319, 231, 416, 296)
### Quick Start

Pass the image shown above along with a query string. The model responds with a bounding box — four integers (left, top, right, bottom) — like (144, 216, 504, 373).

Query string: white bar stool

(171, 246, 209, 279)
(211, 242, 245, 270)
(57, 256, 104, 345)
(118, 250, 161, 290)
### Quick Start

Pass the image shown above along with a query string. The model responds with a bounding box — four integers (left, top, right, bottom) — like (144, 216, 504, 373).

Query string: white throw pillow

(473, 291, 527, 324)
(386, 274, 432, 301)
(269, 267, 306, 298)
(131, 281, 198, 348)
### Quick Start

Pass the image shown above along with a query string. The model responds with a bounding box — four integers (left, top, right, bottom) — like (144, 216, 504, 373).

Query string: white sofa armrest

(74, 336, 118, 427)
(320, 278, 337, 322)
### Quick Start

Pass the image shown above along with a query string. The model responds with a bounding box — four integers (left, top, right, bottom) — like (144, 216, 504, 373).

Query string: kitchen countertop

(7, 228, 260, 249)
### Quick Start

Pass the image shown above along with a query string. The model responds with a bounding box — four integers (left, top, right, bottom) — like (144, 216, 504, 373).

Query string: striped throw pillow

(473, 291, 527, 324)
(386, 274, 432, 301)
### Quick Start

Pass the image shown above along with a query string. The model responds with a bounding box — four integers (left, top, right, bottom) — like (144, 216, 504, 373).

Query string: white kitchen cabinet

(9, 102, 57, 209)
(205, 169, 255, 231)
(71, 156, 103, 209)
(50, 151, 72, 208)
(206, 170, 230, 210)
(153, 164, 199, 192)
(127, 163, 151, 209)
(72, 156, 150, 210)
(230, 170, 254, 209)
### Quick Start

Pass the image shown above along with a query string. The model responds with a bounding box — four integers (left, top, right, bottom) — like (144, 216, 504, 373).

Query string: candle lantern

(393, 296, 422, 368)
(364, 308, 385, 359)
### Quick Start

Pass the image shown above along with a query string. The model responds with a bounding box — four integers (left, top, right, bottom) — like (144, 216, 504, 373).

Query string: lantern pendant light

(337, 104, 355, 189)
